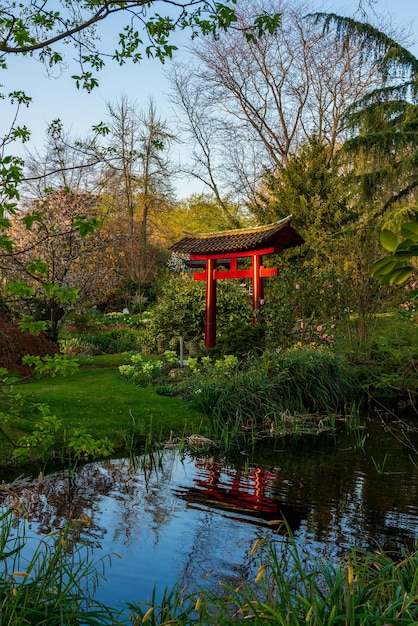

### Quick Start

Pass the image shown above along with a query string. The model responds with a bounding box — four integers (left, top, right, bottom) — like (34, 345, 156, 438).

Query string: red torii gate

(169, 215, 304, 348)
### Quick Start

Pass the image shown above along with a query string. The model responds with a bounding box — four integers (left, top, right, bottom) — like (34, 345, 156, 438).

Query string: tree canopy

(0, 1, 280, 217)
(0, 1, 281, 90)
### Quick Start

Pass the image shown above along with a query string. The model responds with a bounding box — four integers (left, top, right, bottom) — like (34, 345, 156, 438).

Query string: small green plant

(58, 337, 85, 354)
(119, 350, 178, 387)
(354, 428, 367, 451)
(186, 354, 238, 375)
(23, 353, 79, 378)
(66, 428, 115, 461)
(13, 407, 63, 462)
(371, 451, 389, 475)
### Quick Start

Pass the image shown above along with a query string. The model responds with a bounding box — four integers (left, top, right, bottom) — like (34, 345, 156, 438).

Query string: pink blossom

(260, 298, 265, 305)
(276, 347, 282, 353)
(295, 283, 301, 290)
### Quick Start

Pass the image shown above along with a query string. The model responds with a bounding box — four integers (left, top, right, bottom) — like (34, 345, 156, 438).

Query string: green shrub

(339, 309, 418, 407)
(60, 326, 141, 353)
(141, 276, 253, 351)
(262, 265, 352, 349)
(208, 320, 264, 357)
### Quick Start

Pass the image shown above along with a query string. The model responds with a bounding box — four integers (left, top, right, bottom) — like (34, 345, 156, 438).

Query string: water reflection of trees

(0, 452, 183, 548)
(258, 425, 418, 555)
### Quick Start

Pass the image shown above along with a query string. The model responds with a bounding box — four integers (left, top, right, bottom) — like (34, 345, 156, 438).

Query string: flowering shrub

(105, 311, 139, 327)
(262, 265, 352, 349)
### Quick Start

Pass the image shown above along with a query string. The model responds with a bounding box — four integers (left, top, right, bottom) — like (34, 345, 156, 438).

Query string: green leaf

(18, 318, 48, 335)
(396, 238, 417, 251)
(371, 256, 401, 276)
(380, 229, 398, 252)
(0, 217, 11, 229)
(400, 221, 418, 240)
(44, 283, 79, 303)
(392, 250, 414, 261)
(74, 216, 102, 236)
(388, 266, 414, 285)
(25, 258, 49, 275)
(22, 211, 43, 229)
(5, 280, 35, 297)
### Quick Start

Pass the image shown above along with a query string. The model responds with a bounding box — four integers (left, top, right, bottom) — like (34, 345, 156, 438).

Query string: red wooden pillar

(252, 254, 264, 326)
(205, 257, 216, 348)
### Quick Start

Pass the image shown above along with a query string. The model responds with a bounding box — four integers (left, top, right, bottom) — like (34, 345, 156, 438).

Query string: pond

(1, 413, 418, 615)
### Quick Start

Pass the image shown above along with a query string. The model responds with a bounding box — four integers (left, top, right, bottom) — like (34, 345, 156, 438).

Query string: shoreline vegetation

(0, 306, 417, 471)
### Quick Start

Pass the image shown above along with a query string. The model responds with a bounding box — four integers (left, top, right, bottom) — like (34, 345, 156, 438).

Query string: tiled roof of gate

(169, 215, 304, 256)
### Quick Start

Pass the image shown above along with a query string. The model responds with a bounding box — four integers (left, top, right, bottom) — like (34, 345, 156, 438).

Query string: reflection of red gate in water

(175, 460, 307, 532)
(194, 461, 279, 515)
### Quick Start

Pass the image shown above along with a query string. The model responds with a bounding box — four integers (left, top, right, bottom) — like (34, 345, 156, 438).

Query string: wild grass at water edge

(181, 346, 361, 445)
(2, 505, 417, 625)
(126, 526, 418, 625)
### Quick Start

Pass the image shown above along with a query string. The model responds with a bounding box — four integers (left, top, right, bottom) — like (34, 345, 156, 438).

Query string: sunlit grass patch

(0, 363, 206, 466)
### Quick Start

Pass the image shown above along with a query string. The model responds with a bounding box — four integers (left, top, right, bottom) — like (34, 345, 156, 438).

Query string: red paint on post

(205, 258, 216, 348)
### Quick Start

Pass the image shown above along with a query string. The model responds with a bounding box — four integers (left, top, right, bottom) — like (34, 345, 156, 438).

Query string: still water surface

(2, 416, 418, 612)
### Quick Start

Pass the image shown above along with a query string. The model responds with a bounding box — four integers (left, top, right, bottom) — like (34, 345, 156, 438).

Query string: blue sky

(2, 0, 417, 198)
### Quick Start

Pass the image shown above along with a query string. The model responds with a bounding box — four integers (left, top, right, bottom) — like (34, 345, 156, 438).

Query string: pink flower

(295, 283, 301, 290)
(260, 298, 265, 305)
(276, 347, 282, 353)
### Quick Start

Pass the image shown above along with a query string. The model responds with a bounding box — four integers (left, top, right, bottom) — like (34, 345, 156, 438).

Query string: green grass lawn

(1, 356, 206, 466)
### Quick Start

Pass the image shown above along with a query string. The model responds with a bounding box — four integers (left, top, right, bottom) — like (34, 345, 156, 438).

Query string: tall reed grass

(0, 510, 116, 625)
(184, 346, 359, 432)
(127, 530, 418, 625)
